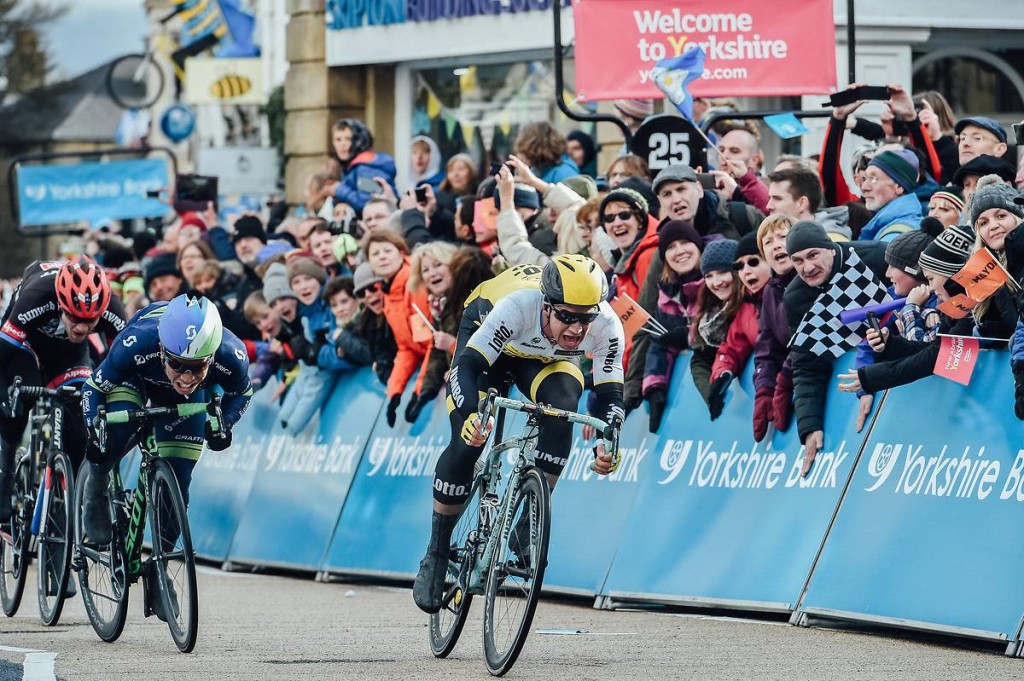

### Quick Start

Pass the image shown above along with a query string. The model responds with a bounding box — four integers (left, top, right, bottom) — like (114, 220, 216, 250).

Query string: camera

(327, 214, 363, 239)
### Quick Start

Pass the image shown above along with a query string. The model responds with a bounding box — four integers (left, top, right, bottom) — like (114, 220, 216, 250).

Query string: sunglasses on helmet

(548, 306, 600, 326)
(162, 352, 213, 375)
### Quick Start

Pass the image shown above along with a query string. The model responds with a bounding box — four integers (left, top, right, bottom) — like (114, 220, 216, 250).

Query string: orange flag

(936, 294, 978, 319)
(951, 248, 1014, 302)
(610, 293, 652, 338)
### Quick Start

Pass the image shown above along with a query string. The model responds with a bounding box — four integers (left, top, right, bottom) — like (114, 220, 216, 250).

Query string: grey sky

(45, 0, 147, 79)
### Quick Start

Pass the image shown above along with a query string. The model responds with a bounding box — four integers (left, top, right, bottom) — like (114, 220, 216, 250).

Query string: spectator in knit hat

(493, 162, 551, 265)
(143, 251, 185, 302)
(177, 211, 209, 247)
(231, 215, 268, 265)
(784, 220, 889, 475)
(859, 149, 924, 242)
(955, 116, 1008, 165)
(600, 186, 659, 306)
(241, 291, 299, 396)
(351, 262, 396, 386)
(844, 223, 977, 399)
(950, 155, 1016, 207)
(263, 262, 299, 324)
(706, 231, 773, 421)
(882, 219, 944, 342)
(926, 188, 964, 228)
(641, 220, 705, 432)
(965, 177, 1023, 343)
(566, 130, 598, 178)
(687, 238, 742, 405)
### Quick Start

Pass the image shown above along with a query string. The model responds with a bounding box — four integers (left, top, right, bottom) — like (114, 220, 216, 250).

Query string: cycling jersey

(0, 260, 126, 356)
(449, 264, 625, 426)
(81, 302, 253, 431)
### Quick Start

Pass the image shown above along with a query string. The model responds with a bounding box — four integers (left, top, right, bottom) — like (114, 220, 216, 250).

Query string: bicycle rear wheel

(75, 466, 129, 642)
(106, 53, 165, 110)
(149, 460, 198, 653)
(0, 453, 33, 616)
(429, 480, 482, 658)
(482, 467, 551, 676)
(37, 453, 74, 626)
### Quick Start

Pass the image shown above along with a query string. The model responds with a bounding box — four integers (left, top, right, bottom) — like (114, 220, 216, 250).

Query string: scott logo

(865, 443, 902, 492)
(122, 334, 137, 347)
(235, 347, 246, 361)
(185, 324, 198, 341)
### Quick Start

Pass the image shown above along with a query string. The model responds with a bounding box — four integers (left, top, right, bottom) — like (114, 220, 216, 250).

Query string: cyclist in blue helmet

(80, 295, 252, 618)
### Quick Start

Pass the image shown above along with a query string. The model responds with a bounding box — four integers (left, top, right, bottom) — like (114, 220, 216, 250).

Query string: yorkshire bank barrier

(184, 351, 1024, 651)
(796, 351, 1024, 645)
(600, 354, 865, 612)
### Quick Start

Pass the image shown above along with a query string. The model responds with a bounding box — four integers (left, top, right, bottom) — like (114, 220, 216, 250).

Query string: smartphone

(174, 173, 218, 214)
(696, 172, 717, 190)
(826, 86, 892, 108)
(414, 186, 429, 205)
(357, 175, 383, 195)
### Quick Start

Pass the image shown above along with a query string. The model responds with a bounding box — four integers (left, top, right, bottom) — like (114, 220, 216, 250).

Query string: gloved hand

(752, 387, 774, 442)
(204, 419, 232, 451)
(772, 369, 794, 433)
(386, 394, 401, 427)
(646, 388, 667, 433)
(623, 393, 642, 418)
(657, 325, 689, 348)
(707, 371, 733, 421)
(1014, 362, 1024, 420)
(404, 393, 426, 422)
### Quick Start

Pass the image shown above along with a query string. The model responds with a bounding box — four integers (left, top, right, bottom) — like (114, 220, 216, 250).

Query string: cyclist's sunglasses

(63, 312, 98, 326)
(602, 210, 634, 225)
(549, 306, 600, 326)
(733, 256, 761, 270)
(162, 352, 212, 375)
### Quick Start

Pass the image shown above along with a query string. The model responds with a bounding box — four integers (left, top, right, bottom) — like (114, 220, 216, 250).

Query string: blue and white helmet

(158, 295, 223, 360)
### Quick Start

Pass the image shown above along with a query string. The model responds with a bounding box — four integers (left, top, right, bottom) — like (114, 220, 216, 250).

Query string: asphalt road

(1, 564, 1022, 680)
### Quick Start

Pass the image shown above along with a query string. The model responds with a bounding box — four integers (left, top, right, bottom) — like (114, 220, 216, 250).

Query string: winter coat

(278, 363, 337, 436)
(382, 259, 432, 399)
(353, 307, 398, 386)
(753, 270, 795, 393)
(731, 169, 770, 214)
(611, 216, 661, 305)
(784, 241, 889, 441)
(537, 154, 580, 184)
(858, 193, 922, 243)
(642, 275, 703, 396)
(711, 300, 760, 381)
(333, 150, 398, 214)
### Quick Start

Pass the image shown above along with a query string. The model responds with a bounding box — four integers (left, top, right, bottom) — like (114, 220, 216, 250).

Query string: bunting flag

(932, 334, 980, 385)
(610, 293, 652, 339)
(790, 250, 892, 358)
(936, 294, 978, 320)
(951, 247, 1018, 302)
(651, 47, 706, 121)
(426, 90, 442, 118)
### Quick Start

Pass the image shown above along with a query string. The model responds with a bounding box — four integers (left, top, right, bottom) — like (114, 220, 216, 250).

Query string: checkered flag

(790, 250, 892, 358)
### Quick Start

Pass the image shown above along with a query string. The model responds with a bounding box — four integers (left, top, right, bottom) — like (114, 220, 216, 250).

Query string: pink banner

(573, 0, 837, 100)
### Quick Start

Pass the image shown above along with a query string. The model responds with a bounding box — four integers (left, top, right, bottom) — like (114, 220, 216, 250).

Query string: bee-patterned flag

(789, 249, 892, 358)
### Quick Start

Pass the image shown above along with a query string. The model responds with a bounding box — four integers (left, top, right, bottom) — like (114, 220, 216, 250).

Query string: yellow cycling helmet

(541, 254, 607, 307)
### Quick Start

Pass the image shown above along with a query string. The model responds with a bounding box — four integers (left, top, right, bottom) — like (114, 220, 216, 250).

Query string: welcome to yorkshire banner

(573, 0, 836, 100)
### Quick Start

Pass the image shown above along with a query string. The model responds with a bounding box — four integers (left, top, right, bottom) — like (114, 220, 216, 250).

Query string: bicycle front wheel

(106, 53, 165, 110)
(429, 479, 482, 658)
(482, 467, 551, 677)
(37, 453, 74, 626)
(0, 453, 33, 616)
(75, 466, 129, 642)
(149, 460, 198, 653)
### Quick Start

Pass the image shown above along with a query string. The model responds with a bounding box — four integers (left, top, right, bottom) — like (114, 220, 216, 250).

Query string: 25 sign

(630, 115, 706, 173)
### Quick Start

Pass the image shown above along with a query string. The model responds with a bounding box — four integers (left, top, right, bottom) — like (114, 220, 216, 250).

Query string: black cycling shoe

(82, 469, 112, 546)
(0, 473, 12, 524)
(412, 511, 458, 614)
(151, 578, 179, 623)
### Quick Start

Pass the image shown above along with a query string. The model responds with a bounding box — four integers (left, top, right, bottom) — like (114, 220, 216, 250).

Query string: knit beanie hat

(968, 176, 1024, 226)
(930, 188, 965, 214)
(885, 220, 942, 283)
(734, 231, 760, 260)
(233, 215, 267, 243)
(493, 182, 541, 211)
(599, 187, 649, 223)
(613, 98, 654, 121)
(286, 253, 327, 286)
(786, 220, 834, 255)
(868, 150, 919, 194)
(657, 219, 704, 259)
(918, 224, 975, 278)
(143, 252, 182, 292)
(562, 174, 599, 201)
(178, 212, 207, 233)
(333, 233, 360, 263)
(262, 262, 297, 305)
(700, 239, 738, 276)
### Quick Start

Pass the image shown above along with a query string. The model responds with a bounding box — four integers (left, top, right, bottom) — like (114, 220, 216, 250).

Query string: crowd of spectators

(7, 86, 1024, 475)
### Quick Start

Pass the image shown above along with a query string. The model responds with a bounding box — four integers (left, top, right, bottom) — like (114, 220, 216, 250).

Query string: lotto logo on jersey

(487, 324, 513, 354)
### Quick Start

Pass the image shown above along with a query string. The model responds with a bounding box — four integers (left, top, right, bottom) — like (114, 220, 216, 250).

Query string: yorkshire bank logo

(864, 442, 1024, 502)
(657, 438, 849, 489)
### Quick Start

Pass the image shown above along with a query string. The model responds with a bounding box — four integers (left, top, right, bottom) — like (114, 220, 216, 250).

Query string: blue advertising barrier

(796, 351, 1024, 644)
(16, 158, 170, 226)
(320, 382, 450, 578)
(187, 378, 278, 561)
(600, 353, 869, 612)
(223, 368, 383, 571)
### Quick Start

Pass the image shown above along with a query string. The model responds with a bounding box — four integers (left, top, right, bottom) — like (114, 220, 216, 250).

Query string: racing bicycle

(0, 379, 80, 625)
(73, 396, 223, 653)
(428, 387, 619, 676)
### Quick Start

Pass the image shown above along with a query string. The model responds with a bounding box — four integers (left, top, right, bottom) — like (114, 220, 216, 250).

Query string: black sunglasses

(64, 313, 98, 326)
(733, 256, 761, 270)
(163, 352, 212, 375)
(602, 210, 633, 225)
(355, 281, 383, 299)
(549, 306, 600, 326)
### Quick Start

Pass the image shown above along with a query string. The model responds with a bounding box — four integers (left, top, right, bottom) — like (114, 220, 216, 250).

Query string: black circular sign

(630, 114, 707, 174)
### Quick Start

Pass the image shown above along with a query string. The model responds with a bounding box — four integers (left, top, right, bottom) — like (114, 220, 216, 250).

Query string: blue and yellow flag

(651, 47, 706, 121)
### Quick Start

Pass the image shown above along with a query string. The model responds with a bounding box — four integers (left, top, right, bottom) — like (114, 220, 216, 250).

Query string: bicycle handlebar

(103, 402, 209, 425)
(8, 377, 81, 410)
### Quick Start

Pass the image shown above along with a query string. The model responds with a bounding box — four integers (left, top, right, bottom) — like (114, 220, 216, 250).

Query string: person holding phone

(325, 118, 398, 214)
